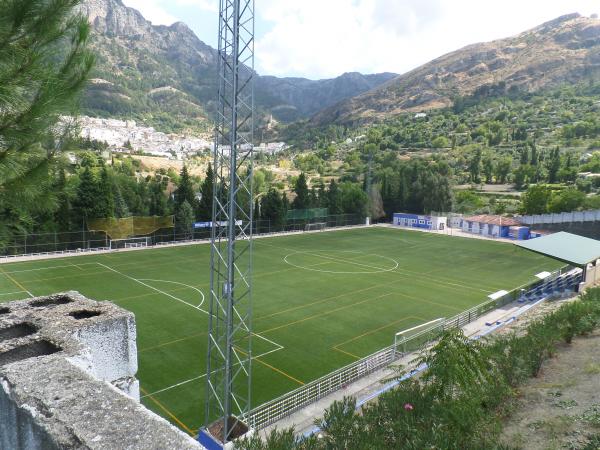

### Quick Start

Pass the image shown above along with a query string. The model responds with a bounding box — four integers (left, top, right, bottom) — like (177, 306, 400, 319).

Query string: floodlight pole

(204, 0, 254, 444)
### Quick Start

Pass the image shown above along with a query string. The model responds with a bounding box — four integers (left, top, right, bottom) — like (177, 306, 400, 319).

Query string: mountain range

(313, 13, 600, 125)
(78, 3, 600, 134)
(78, 0, 396, 132)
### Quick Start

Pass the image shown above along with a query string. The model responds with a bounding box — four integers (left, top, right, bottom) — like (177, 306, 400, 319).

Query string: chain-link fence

(1, 214, 365, 257)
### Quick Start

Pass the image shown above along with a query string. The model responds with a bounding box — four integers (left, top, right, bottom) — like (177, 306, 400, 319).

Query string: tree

(432, 136, 450, 148)
(260, 189, 286, 231)
(521, 185, 552, 214)
(97, 166, 115, 218)
(74, 167, 99, 221)
(174, 200, 194, 239)
(482, 153, 494, 184)
(197, 163, 214, 221)
(175, 165, 196, 209)
(422, 172, 453, 214)
(549, 189, 586, 213)
(468, 147, 482, 183)
(546, 147, 561, 183)
(340, 183, 368, 217)
(326, 180, 343, 215)
(495, 156, 512, 184)
(0, 0, 94, 244)
(147, 180, 166, 217)
(292, 173, 310, 210)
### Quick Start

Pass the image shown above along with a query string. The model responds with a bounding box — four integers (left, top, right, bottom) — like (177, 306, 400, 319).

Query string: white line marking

(2, 263, 97, 275)
(140, 346, 284, 399)
(141, 374, 207, 398)
(284, 250, 399, 274)
(0, 290, 27, 297)
(97, 263, 208, 314)
(137, 279, 205, 309)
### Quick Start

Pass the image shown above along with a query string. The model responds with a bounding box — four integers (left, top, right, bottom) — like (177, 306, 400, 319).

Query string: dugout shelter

(516, 232, 600, 290)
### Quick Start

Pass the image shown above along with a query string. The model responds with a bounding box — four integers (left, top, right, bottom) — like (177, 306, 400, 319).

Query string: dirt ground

(499, 327, 600, 449)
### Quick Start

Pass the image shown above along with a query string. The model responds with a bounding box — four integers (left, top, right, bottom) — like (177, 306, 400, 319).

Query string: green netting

(88, 216, 174, 240)
(286, 208, 328, 221)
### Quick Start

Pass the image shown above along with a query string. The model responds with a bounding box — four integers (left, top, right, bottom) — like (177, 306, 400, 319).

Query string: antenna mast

(203, 0, 254, 445)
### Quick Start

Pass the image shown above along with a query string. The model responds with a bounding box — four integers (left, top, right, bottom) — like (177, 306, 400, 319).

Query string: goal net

(393, 317, 446, 357)
(305, 222, 327, 232)
(109, 236, 151, 250)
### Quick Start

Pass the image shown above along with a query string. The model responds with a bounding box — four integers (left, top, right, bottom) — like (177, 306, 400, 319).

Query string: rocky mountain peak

(76, 0, 395, 128)
(312, 12, 600, 125)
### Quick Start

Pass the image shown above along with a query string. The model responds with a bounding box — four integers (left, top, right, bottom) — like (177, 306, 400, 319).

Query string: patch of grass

(554, 399, 578, 410)
(0, 227, 563, 432)
(580, 405, 600, 426)
(584, 363, 600, 375)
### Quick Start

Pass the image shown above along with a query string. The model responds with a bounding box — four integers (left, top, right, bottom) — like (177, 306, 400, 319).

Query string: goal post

(109, 236, 151, 250)
(305, 222, 327, 232)
(393, 317, 446, 358)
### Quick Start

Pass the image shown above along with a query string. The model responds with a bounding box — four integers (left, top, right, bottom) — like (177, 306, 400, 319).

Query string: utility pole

(366, 149, 373, 225)
(200, 0, 255, 447)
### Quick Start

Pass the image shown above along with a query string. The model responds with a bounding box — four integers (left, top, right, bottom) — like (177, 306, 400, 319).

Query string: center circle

(283, 250, 398, 274)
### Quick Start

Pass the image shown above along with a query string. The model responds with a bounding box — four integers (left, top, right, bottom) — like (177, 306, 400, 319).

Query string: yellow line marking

(140, 387, 196, 435)
(255, 358, 305, 386)
(333, 316, 419, 351)
(235, 347, 304, 386)
(0, 267, 33, 297)
(139, 332, 207, 353)
(333, 347, 362, 360)
(259, 292, 397, 334)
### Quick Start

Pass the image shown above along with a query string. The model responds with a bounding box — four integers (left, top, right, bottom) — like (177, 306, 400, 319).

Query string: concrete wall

(582, 259, 600, 290)
(0, 292, 203, 450)
(519, 209, 600, 225)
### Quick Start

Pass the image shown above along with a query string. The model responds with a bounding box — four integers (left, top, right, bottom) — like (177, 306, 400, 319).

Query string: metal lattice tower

(204, 0, 254, 443)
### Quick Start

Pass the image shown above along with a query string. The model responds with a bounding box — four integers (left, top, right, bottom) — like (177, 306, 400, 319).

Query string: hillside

(78, 0, 395, 133)
(312, 13, 600, 126)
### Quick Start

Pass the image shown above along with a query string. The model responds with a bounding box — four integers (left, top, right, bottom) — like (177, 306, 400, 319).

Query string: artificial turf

(0, 226, 563, 434)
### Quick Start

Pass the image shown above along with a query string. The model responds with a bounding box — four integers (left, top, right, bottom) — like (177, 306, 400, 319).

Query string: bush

(237, 288, 600, 450)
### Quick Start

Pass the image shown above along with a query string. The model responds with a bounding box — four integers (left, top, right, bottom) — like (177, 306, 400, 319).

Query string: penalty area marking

(140, 333, 284, 399)
(97, 263, 208, 314)
(283, 250, 399, 274)
(137, 279, 205, 309)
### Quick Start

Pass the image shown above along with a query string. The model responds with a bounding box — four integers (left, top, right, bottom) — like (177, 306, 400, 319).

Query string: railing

(243, 345, 397, 430)
(243, 266, 573, 431)
(0, 215, 366, 261)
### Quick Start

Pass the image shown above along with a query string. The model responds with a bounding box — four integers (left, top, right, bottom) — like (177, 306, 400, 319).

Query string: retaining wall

(0, 292, 202, 450)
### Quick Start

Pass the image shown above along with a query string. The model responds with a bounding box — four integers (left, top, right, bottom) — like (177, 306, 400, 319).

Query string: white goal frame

(109, 236, 151, 250)
(305, 222, 327, 232)
(393, 317, 445, 357)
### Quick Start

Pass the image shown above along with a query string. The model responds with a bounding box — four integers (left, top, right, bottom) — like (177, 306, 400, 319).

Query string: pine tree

(468, 148, 482, 183)
(292, 173, 310, 210)
(197, 163, 214, 220)
(114, 185, 131, 218)
(175, 200, 194, 239)
(98, 166, 115, 218)
(175, 165, 196, 208)
(0, 0, 94, 245)
(261, 189, 286, 231)
(54, 168, 72, 230)
(327, 180, 343, 215)
(74, 167, 99, 221)
(148, 180, 166, 217)
(546, 147, 561, 184)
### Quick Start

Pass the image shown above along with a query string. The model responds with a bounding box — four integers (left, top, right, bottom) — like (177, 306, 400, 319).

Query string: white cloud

(256, 0, 600, 79)
(122, 0, 217, 26)
(123, 0, 599, 79)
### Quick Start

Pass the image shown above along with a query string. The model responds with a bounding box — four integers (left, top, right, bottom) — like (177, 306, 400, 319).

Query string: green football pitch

(0, 227, 562, 434)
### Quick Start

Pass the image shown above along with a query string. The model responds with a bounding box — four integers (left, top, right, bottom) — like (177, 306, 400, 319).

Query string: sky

(122, 0, 599, 80)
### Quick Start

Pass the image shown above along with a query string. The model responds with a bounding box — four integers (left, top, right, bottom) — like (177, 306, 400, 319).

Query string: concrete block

(0, 292, 204, 450)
